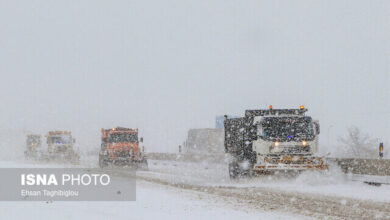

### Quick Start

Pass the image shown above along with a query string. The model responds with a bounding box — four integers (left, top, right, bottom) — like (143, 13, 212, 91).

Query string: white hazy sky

(0, 0, 389, 153)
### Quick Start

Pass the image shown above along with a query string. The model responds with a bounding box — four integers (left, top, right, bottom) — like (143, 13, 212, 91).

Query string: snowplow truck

(99, 127, 148, 169)
(224, 106, 327, 179)
(45, 131, 80, 163)
(24, 134, 41, 159)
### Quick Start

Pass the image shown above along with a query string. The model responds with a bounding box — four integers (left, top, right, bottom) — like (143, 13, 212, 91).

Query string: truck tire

(99, 155, 107, 168)
(139, 159, 148, 171)
(228, 162, 240, 179)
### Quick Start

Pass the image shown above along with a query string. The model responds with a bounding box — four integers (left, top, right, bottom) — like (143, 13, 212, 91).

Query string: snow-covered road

(0, 179, 303, 220)
(144, 159, 390, 203)
(1, 159, 390, 219)
(0, 159, 305, 220)
(135, 160, 390, 219)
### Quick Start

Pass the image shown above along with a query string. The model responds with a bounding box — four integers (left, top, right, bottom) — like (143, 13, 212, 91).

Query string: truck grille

(282, 146, 310, 153)
(114, 151, 132, 157)
(265, 156, 317, 164)
(270, 145, 310, 154)
(55, 145, 68, 152)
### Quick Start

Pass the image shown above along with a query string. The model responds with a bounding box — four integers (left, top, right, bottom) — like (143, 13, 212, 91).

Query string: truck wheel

(99, 156, 107, 168)
(228, 162, 240, 179)
(140, 160, 148, 171)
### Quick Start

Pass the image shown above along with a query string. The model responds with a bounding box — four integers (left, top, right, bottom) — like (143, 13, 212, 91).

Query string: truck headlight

(302, 141, 308, 146)
(274, 141, 280, 147)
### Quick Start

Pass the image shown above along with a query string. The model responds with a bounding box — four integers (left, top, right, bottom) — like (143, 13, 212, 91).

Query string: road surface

(0, 159, 389, 219)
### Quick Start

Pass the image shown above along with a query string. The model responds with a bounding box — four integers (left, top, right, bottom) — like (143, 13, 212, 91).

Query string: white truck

(43, 131, 80, 164)
(224, 106, 327, 178)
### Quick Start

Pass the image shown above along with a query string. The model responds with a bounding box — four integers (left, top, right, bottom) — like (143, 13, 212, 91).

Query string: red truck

(98, 127, 148, 169)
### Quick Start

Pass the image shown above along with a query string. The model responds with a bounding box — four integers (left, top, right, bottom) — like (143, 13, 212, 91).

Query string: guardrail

(328, 158, 390, 176)
(146, 152, 225, 163)
(146, 153, 178, 161)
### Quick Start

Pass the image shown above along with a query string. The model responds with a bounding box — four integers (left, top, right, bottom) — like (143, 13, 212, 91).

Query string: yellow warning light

(269, 105, 273, 110)
(300, 105, 305, 110)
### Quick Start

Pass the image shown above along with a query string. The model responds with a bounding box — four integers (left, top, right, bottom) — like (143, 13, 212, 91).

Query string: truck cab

(47, 131, 75, 153)
(24, 134, 41, 158)
(44, 131, 79, 163)
(224, 106, 327, 178)
(26, 134, 41, 151)
(253, 111, 319, 156)
(99, 127, 147, 168)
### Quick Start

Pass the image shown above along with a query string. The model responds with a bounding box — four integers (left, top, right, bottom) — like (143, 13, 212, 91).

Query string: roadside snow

(0, 159, 306, 219)
(232, 166, 390, 203)
(0, 176, 304, 220)
(145, 160, 390, 203)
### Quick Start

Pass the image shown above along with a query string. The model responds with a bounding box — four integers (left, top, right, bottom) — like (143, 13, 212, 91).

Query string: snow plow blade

(254, 156, 328, 171)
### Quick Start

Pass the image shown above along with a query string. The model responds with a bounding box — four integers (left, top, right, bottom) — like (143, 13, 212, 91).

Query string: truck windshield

(109, 133, 138, 143)
(48, 135, 72, 144)
(27, 137, 40, 145)
(260, 117, 314, 141)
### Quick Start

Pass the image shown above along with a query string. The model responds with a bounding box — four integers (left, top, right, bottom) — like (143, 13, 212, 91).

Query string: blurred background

(0, 0, 388, 158)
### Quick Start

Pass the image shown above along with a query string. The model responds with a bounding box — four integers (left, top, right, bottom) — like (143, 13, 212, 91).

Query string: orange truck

(98, 127, 148, 169)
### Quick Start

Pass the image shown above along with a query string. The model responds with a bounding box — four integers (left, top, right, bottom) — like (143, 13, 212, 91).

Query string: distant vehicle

(24, 134, 41, 159)
(99, 127, 148, 169)
(215, 115, 239, 129)
(43, 131, 80, 164)
(183, 128, 224, 162)
(224, 106, 327, 179)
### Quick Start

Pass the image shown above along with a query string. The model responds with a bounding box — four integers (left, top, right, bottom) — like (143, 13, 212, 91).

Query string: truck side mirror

(140, 137, 143, 143)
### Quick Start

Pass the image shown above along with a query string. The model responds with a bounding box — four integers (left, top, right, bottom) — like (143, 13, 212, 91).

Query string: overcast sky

(0, 0, 389, 154)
